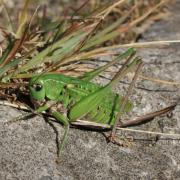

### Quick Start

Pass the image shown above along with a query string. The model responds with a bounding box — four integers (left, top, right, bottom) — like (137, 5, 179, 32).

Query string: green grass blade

(82, 14, 130, 50)
(0, 58, 21, 80)
(16, 29, 91, 73)
(81, 48, 135, 81)
(0, 38, 14, 65)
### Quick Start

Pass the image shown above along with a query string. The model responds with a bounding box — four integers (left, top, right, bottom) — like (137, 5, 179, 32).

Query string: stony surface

(0, 1, 180, 180)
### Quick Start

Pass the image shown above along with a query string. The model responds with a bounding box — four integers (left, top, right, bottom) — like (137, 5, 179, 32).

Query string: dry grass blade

(116, 127, 180, 138)
(138, 75, 180, 86)
(95, 0, 126, 19)
(0, 0, 14, 33)
(16, 0, 32, 38)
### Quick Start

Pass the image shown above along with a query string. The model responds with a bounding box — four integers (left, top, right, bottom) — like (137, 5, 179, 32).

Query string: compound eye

(32, 84, 43, 91)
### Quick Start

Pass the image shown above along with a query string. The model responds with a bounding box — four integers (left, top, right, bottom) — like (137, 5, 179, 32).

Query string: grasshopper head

(29, 77, 46, 101)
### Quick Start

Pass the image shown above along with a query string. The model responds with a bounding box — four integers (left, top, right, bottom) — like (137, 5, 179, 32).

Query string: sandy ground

(0, 1, 180, 180)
